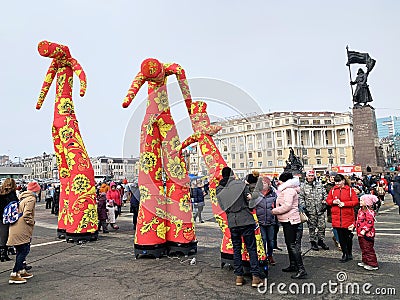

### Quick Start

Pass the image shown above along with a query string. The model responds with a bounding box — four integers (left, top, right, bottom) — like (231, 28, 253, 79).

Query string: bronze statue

(284, 147, 303, 174)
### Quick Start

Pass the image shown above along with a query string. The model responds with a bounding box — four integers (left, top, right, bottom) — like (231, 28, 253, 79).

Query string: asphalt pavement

(0, 195, 399, 300)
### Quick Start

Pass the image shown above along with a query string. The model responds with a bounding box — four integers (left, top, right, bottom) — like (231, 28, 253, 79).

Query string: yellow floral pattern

(59, 125, 74, 143)
(140, 152, 157, 174)
(57, 97, 74, 114)
(166, 157, 186, 180)
(154, 90, 169, 112)
(71, 174, 90, 195)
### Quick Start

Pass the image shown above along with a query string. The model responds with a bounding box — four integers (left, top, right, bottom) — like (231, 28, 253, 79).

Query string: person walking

(51, 185, 60, 215)
(0, 178, 19, 262)
(299, 170, 329, 251)
(326, 174, 359, 263)
(349, 194, 379, 271)
(193, 182, 206, 223)
(7, 181, 40, 284)
(97, 193, 109, 233)
(392, 175, 400, 214)
(254, 176, 277, 265)
(216, 167, 264, 288)
(272, 172, 307, 279)
(107, 182, 122, 220)
(130, 182, 140, 231)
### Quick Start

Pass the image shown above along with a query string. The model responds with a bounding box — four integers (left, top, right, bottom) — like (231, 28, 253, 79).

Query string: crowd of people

(216, 168, 400, 287)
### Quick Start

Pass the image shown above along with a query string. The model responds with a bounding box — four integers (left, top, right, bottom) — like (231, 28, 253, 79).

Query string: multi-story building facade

(24, 152, 57, 180)
(90, 156, 139, 182)
(377, 116, 400, 163)
(210, 111, 354, 178)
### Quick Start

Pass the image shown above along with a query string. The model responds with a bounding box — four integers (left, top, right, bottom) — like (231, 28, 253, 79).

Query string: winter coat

(97, 193, 108, 221)
(0, 191, 19, 220)
(271, 177, 301, 225)
(7, 191, 36, 246)
(392, 176, 400, 206)
(355, 208, 376, 238)
(107, 182, 122, 206)
(254, 188, 277, 226)
(299, 180, 327, 216)
(192, 187, 205, 207)
(216, 177, 254, 228)
(326, 185, 359, 228)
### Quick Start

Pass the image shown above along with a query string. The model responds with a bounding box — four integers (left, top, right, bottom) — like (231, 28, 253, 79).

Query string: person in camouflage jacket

(299, 171, 329, 251)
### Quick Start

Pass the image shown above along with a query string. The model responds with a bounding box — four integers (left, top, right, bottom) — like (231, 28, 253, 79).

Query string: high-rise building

(377, 116, 400, 138)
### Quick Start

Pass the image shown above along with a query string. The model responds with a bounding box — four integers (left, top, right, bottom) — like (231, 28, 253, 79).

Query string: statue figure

(350, 68, 373, 107)
(284, 147, 303, 174)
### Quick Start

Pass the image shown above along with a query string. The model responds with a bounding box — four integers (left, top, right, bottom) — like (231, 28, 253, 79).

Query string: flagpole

(346, 45, 355, 97)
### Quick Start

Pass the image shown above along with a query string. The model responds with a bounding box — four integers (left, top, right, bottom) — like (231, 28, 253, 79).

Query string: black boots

(291, 268, 307, 279)
(339, 254, 350, 263)
(310, 241, 319, 251)
(282, 265, 298, 272)
(0, 247, 11, 262)
(318, 239, 329, 250)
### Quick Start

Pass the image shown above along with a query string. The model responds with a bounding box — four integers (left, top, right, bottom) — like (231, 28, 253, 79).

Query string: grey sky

(1, 1, 399, 160)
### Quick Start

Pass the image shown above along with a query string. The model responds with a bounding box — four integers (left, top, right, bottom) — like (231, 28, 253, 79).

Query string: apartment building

(211, 111, 354, 178)
(90, 156, 138, 182)
(24, 152, 57, 179)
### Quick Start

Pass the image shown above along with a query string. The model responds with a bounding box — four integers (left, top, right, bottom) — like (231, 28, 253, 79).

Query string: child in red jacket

(349, 194, 379, 270)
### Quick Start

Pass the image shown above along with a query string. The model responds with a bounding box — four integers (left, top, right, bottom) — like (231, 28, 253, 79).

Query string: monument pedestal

(352, 105, 385, 173)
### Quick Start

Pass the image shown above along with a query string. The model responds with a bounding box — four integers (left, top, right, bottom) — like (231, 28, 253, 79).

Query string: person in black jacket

(216, 167, 264, 288)
(192, 182, 205, 223)
(0, 178, 19, 262)
(51, 185, 60, 215)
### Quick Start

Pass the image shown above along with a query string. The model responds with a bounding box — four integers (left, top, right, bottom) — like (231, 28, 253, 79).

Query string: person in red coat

(106, 182, 122, 221)
(326, 174, 359, 262)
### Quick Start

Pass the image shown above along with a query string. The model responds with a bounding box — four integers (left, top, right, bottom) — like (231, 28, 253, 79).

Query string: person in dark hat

(216, 167, 264, 288)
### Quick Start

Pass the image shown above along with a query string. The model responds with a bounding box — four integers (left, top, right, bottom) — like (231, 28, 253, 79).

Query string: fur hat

(279, 172, 293, 182)
(27, 181, 41, 192)
(360, 194, 378, 207)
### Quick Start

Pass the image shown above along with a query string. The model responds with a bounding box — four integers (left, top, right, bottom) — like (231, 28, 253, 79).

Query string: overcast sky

(1, 1, 399, 160)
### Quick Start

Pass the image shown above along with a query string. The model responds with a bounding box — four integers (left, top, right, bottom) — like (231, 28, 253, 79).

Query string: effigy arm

(165, 63, 192, 113)
(70, 58, 87, 97)
(36, 59, 57, 110)
(122, 72, 146, 108)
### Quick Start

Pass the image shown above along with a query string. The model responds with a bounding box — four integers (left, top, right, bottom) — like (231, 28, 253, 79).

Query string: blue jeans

(13, 243, 30, 273)
(230, 224, 260, 277)
(260, 225, 274, 256)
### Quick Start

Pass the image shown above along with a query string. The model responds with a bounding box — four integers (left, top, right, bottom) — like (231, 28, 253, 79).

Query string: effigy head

(141, 58, 165, 82)
(38, 40, 71, 59)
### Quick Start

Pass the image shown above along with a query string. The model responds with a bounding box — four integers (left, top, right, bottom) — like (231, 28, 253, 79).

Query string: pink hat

(360, 194, 378, 206)
(27, 181, 41, 192)
(306, 170, 315, 176)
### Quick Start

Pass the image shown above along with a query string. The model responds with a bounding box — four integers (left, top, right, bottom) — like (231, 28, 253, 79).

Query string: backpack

(2, 201, 22, 224)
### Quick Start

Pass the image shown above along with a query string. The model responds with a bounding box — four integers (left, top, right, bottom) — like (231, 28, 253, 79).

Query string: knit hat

(27, 181, 41, 192)
(262, 176, 271, 185)
(306, 170, 315, 176)
(221, 167, 233, 178)
(360, 194, 378, 207)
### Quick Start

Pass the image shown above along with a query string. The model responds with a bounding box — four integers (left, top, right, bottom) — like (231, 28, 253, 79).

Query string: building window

(339, 148, 345, 154)
(248, 152, 253, 159)
(258, 152, 262, 158)
(247, 124, 252, 130)
(257, 141, 262, 149)
(223, 146, 228, 152)
(239, 153, 244, 159)
(238, 137, 244, 143)
(277, 140, 283, 147)
(324, 120, 332, 125)
(329, 158, 334, 164)
(275, 120, 280, 126)
(328, 148, 333, 154)
(248, 143, 253, 150)
(302, 148, 307, 155)
(276, 131, 282, 138)
(231, 145, 236, 152)
(266, 132, 272, 139)
(256, 123, 261, 129)
(239, 144, 245, 151)
(223, 155, 227, 160)
(285, 118, 290, 124)
(240, 162, 245, 168)
(238, 125, 243, 131)
(300, 120, 309, 125)
(231, 154, 236, 159)
(339, 130, 346, 136)
(267, 161, 273, 167)
(316, 158, 321, 165)
(232, 163, 236, 169)
(249, 162, 254, 168)
(315, 149, 321, 155)
(221, 129, 226, 134)
(339, 139, 346, 144)
(230, 137, 236, 143)
(277, 160, 283, 166)
(258, 162, 262, 168)
(229, 127, 234, 132)
(340, 158, 346, 164)
(267, 141, 273, 148)
(313, 120, 321, 125)
(303, 159, 309, 165)
(264, 122, 270, 128)
(267, 150, 272, 157)
(247, 135, 253, 142)
(277, 150, 283, 156)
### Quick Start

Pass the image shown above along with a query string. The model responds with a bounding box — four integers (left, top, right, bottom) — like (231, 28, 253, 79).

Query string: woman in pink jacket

(272, 172, 307, 279)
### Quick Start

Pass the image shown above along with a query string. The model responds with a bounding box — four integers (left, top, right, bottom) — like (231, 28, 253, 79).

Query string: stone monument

(283, 147, 304, 175)
(346, 47, 385, 173)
